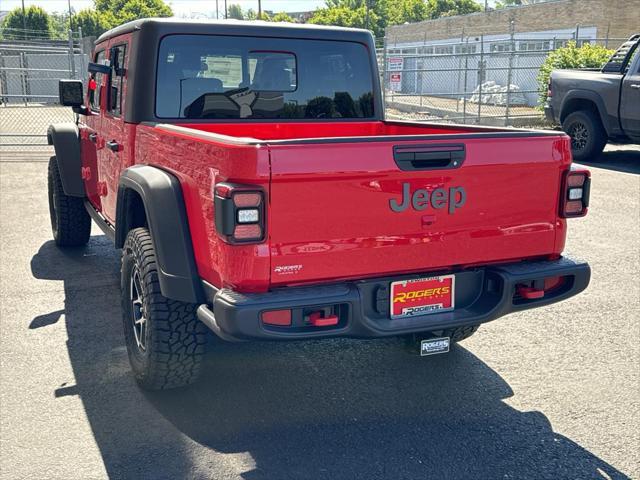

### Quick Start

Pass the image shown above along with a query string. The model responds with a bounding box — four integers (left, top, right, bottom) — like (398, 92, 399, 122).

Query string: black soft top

(96, 17, 374, 45)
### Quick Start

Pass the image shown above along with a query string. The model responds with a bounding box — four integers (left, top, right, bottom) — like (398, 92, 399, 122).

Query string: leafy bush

(538, 41, 614, 106)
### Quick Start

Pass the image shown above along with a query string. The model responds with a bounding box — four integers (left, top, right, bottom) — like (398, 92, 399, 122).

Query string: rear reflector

(261, 309, 292, 326)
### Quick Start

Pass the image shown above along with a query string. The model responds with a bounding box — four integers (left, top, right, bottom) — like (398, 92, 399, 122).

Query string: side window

(108, 44, 127, 116)
(90, 50, 105, 111)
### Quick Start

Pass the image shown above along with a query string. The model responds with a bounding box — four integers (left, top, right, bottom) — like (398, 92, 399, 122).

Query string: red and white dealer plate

(390, 274, 455, 319)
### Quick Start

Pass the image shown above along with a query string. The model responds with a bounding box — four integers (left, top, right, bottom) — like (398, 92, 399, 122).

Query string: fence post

(77, 27, 86, 82)
(19, 52, 28, 106)
(478, 34, 484, 123)
(382, 36, 388, 109)
(463, 36, 469, 123)
(505, 20, 515, 126)
(68, 29, 76, 79)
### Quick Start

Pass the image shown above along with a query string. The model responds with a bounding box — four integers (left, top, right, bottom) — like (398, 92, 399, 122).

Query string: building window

(455, 44, 478, 54)
(434, 45, 454, 55)
(518, 41, 547, 51)
(490, 42, 511, 53)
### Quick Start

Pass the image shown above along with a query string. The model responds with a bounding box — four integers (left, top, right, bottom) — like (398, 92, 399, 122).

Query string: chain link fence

(379, 26, 623, 127)
(0, 27, 87, 153)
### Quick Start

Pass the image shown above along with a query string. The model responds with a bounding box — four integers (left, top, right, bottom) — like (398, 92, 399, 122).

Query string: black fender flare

(115, 165, 204, 304)
(559, 90, 612, 136)
(47, 123, 85, 197)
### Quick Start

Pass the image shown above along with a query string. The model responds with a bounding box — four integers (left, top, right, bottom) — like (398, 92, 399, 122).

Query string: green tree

(425, 0, 481, 19)
(537, 41, 613, 106)
(50, 12, 71, 39)
(1, 6, 52, 36)
(270, 12, 294, 22)
(73, 9, 115, 37)
(227, 4, 244, 20)
(309, 5, 380, 35)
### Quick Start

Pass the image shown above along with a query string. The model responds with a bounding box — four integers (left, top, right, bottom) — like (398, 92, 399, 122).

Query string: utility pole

(258, 0, 262, 19)
(365, 0, 370, 30)
(216, 0, 219, 19)
(68, 0, 73, 30)
(21, 0, 27, 39)
(225, 0, 228, 19)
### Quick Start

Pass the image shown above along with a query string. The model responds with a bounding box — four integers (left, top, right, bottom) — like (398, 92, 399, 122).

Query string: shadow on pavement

(30, 237, 630, 480)
(578, 145, 640, 174)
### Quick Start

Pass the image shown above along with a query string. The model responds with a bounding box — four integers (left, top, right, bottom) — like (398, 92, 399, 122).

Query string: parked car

(545, 34, 640, 161)
(49, 19, 591, 390)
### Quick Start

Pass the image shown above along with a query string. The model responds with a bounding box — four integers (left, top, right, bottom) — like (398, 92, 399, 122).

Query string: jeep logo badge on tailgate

(390, 183, 466, 214)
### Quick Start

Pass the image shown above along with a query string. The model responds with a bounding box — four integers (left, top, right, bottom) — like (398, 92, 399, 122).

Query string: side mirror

(58, 79, 84, 107)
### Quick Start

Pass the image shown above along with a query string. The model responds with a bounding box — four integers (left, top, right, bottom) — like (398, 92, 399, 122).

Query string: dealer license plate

(390, 274, 455, 319)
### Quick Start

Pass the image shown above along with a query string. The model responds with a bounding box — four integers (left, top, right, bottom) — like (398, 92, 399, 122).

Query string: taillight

(560, 170, 590, 218)
(214, 182, 265, 243)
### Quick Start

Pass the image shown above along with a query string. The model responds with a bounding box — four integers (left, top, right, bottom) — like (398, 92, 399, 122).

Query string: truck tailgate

(267, 134, 571, 287)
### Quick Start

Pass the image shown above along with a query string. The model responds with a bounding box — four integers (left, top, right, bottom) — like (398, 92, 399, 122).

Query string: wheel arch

(47, 123, 85, 197)
(559, 91, 610, 135)
(116, 165, 204, 304)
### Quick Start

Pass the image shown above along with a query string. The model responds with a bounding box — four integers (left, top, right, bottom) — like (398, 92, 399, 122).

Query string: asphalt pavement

(0, 144, 638, 479)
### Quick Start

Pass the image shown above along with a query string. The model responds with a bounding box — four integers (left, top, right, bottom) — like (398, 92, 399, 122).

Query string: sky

(0, 0, 327, 15)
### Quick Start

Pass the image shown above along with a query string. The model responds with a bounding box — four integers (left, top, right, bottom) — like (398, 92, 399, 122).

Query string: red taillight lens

(233, 193, 261, 208)
(261, 309, 292, 326)
(214, 182, 265, 243)
(234, 224, 262, 239)
(560, 170, 590, 218)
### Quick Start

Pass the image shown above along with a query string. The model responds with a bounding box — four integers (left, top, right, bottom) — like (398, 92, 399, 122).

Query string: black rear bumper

(544, 104, 557, 124)
(198, 256, 590, 341)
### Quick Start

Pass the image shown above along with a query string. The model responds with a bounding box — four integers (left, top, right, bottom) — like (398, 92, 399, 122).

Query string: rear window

(156, 34, 375, 120)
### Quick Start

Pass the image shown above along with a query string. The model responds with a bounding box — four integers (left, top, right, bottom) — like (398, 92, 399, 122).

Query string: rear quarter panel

(135, 125, 271, 292)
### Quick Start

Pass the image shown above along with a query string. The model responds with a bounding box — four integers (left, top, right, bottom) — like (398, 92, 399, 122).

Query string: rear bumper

(198, 256, 590, 341)
(544, 104, 557, 124)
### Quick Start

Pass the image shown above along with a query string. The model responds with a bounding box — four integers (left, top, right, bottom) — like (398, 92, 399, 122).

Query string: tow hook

(517, 285, 545, 299)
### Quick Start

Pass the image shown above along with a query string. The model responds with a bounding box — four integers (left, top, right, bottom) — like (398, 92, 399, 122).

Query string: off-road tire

(47, 156, 91, 247)
(121, 227, 207, 390)
(562, 110, 607, 162)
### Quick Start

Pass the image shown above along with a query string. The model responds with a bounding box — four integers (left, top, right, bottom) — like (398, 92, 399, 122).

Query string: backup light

(237, 208, 260, 224)
(568, 188, 583, 201)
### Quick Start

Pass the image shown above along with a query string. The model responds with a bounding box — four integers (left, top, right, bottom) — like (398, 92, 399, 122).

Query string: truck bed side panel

(135, 125, 271, 292)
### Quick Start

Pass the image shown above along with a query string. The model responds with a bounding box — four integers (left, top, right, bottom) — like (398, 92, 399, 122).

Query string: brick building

(386, 0, 638, 44)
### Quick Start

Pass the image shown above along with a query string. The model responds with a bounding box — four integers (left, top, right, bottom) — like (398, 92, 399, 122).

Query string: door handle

(89, 133, 98, 143)
(106, 140, 122, 152)
(630, 84, 640, 89)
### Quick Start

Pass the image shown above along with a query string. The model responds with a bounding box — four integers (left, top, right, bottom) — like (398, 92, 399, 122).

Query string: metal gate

(0, 27, 87, 152)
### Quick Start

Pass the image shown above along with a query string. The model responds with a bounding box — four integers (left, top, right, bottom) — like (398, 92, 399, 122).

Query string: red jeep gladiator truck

(49, 19, 591, 390)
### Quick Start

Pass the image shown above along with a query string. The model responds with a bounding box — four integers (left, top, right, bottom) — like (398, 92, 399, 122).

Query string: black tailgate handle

(393, 144, 465, 171)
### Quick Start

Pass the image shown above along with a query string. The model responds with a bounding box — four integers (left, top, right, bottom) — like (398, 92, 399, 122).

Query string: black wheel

(562, 110, 607, 162)
(47, 156, 91, 247)
(121, 227, 207, 390)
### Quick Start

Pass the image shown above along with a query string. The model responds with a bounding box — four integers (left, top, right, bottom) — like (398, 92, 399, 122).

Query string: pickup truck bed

(136, 120, 573, 292)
